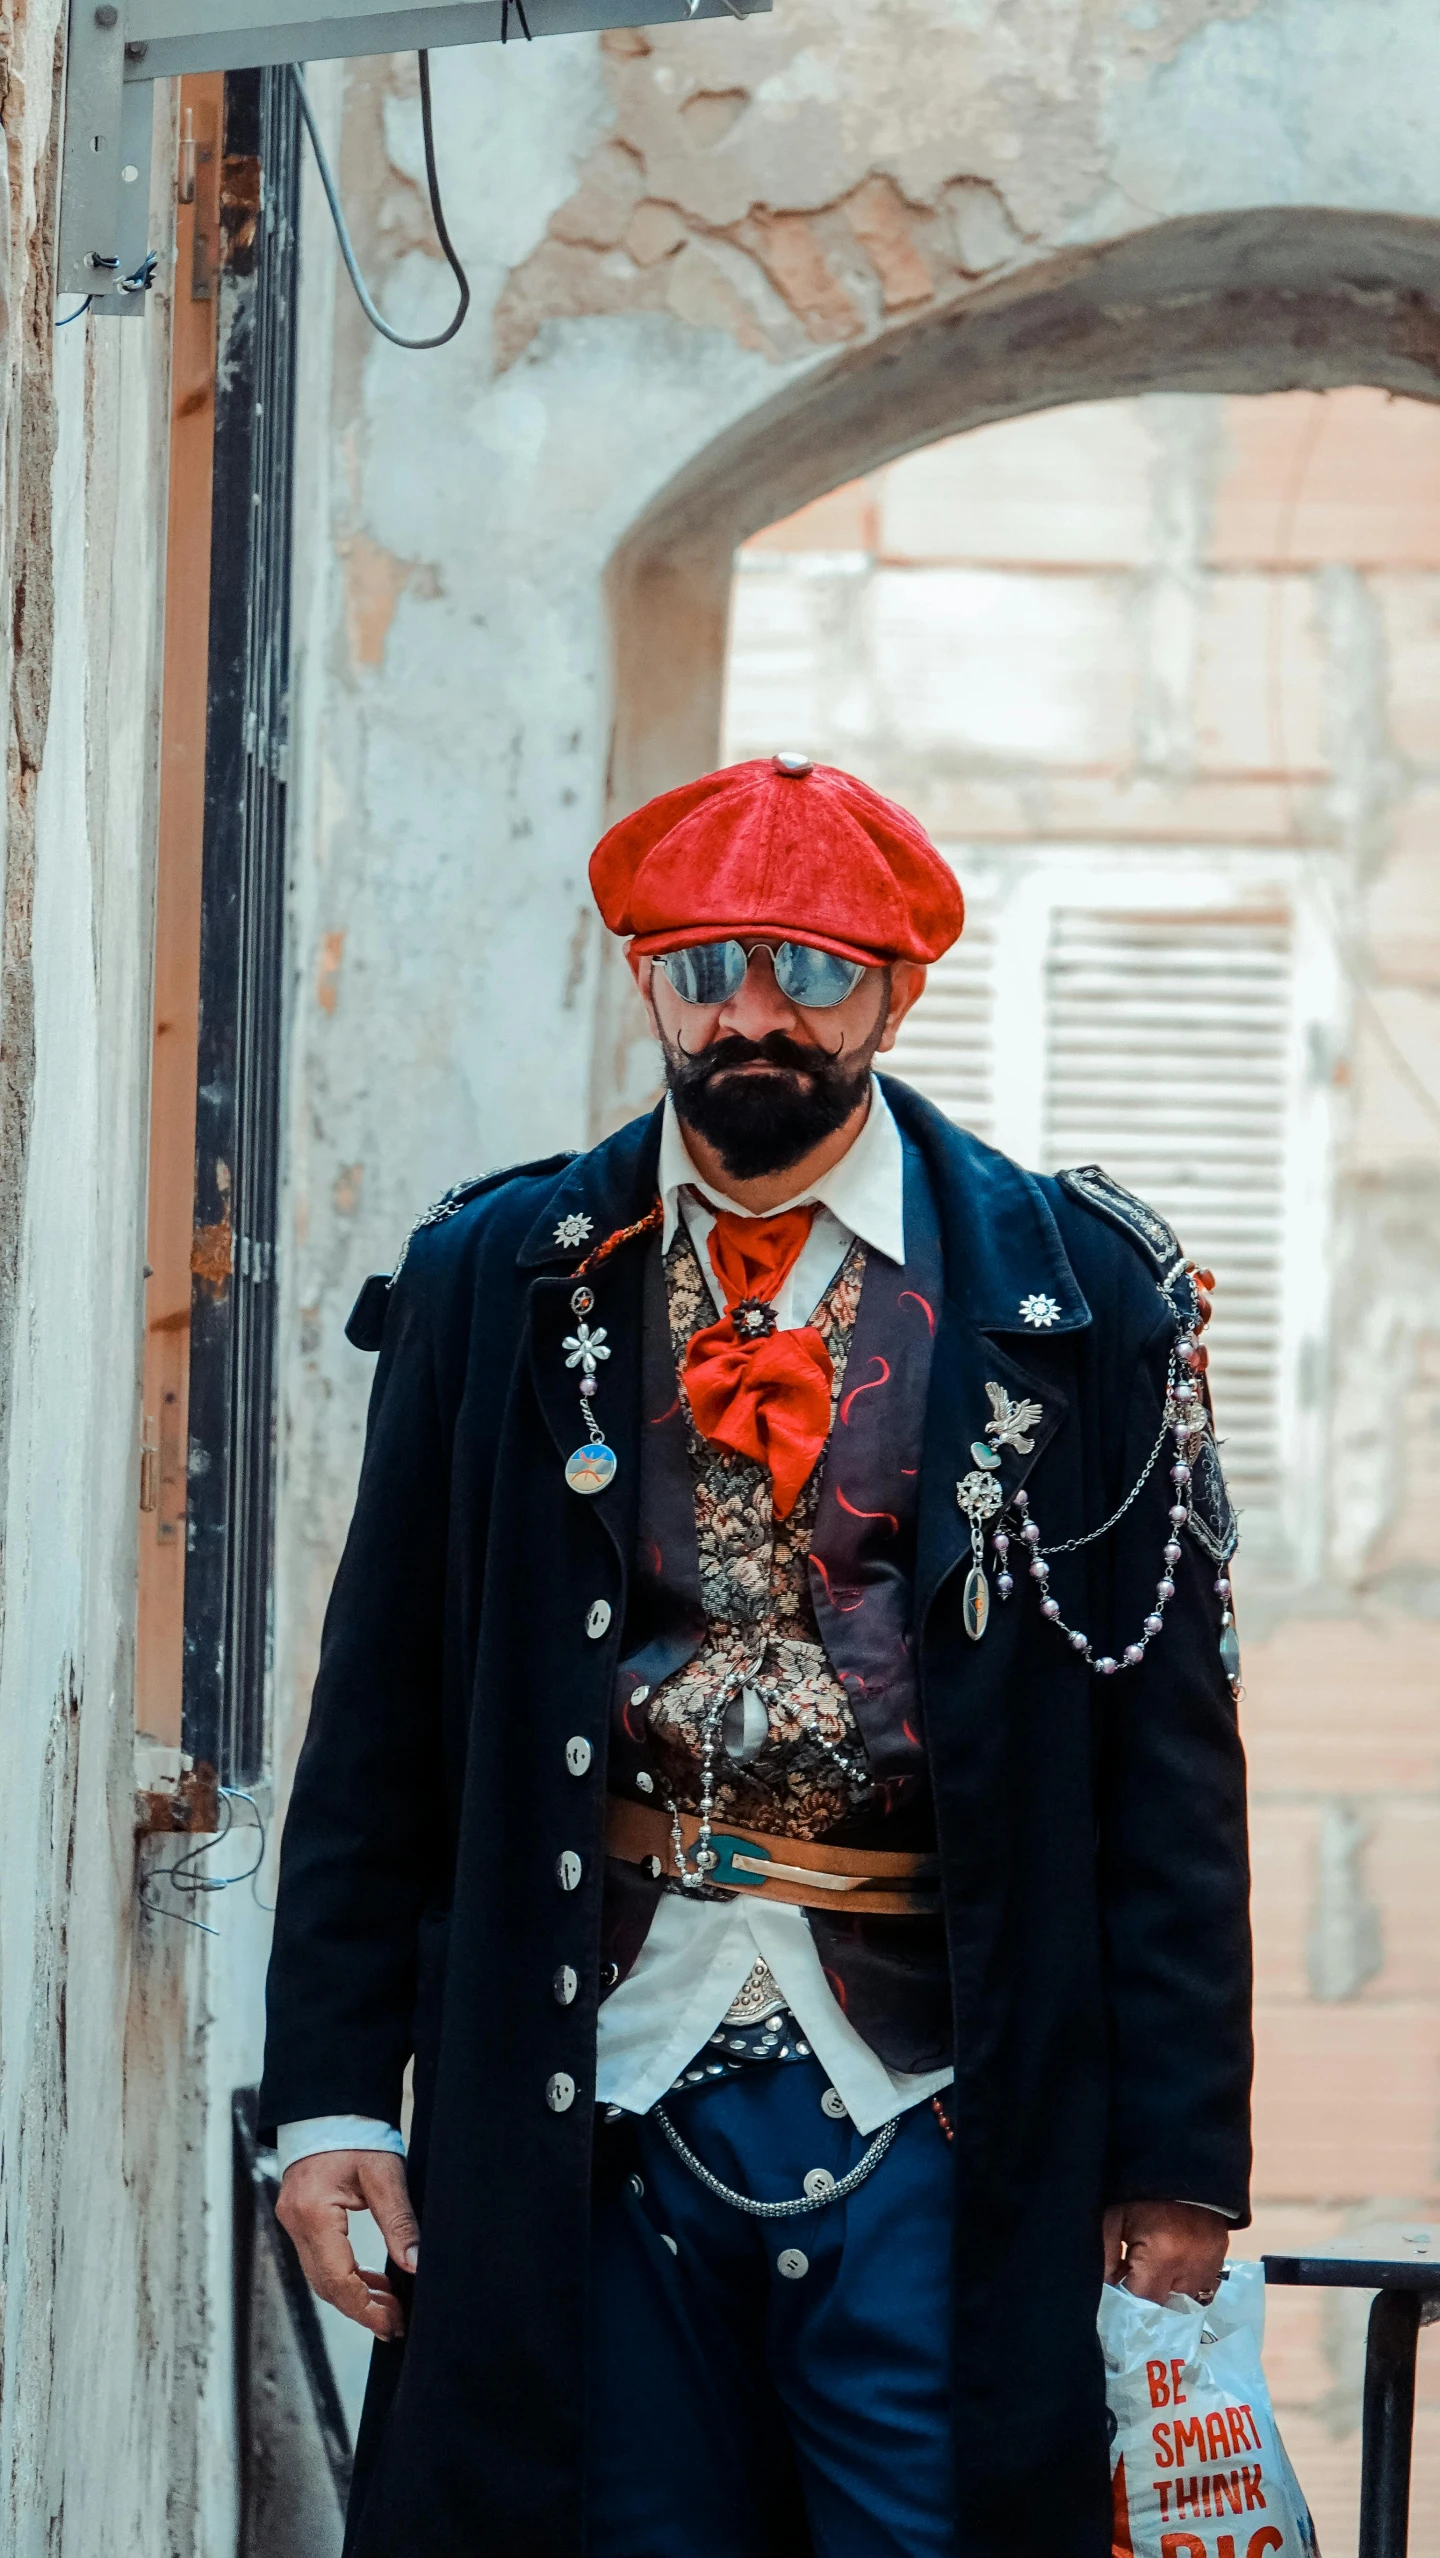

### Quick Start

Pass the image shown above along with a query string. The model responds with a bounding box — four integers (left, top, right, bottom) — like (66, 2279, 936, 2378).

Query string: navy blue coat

(259, 1078, 1252, 2558)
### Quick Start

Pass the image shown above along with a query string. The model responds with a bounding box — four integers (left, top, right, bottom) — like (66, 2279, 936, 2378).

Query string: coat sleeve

(258, 1252, 449, 2142)
(1094, 1307, 1254, 2225)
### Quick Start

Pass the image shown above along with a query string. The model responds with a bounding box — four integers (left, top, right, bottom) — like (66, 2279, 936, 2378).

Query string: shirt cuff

(276, 2115, 406, 2174)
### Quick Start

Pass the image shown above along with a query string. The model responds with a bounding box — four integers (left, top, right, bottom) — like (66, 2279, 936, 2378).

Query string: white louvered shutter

(1039, 904, 1293, 1533)
(883, 895, 996, 1143)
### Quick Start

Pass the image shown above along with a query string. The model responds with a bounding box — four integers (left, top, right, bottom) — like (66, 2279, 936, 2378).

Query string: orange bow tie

(683, 1205, 835, 1518)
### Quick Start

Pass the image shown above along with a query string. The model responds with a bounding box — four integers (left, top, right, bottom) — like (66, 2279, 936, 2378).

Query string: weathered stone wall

(0, 55, 233, 2558)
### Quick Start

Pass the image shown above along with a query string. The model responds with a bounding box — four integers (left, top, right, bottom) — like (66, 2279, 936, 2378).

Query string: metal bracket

(60, 0, 769, 309)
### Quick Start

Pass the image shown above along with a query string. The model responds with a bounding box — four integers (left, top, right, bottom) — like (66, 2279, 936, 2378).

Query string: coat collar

(517, 1079, 1090, 1344)
(877, 1076, 1090, 1342)
(516, 1107, 665, 1271)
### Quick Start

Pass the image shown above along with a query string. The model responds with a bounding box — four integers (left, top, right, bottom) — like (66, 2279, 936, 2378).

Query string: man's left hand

(1104, 2201, 1229, 2303)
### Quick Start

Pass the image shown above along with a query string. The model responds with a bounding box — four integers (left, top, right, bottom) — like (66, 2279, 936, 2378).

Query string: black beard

(663, 1028, 876, 1181)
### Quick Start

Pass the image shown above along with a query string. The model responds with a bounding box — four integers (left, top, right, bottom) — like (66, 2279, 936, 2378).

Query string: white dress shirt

(277, 1080, 950, 2172)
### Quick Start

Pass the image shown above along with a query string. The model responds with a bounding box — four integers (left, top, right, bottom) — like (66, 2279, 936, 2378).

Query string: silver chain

(652, 2104, 899, 2218)
(1040, 1349, 1179, 1555)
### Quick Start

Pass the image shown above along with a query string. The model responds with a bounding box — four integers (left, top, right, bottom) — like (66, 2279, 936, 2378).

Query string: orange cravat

(683, 1205, 835, 1519)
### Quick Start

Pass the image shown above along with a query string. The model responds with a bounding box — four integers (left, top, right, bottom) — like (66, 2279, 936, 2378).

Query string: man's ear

(627, 945, 660, 1034)
(876, 962, 927, 1054)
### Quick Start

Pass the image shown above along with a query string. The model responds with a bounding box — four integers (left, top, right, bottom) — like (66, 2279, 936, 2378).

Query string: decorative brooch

(956, 1275, 1238, 1689)
(955, 1383, 1046, 1637)
(731, 1295, 778, 1341)
(1018, 1293, 1060, 1329)
(555, 1197, 665, 1496)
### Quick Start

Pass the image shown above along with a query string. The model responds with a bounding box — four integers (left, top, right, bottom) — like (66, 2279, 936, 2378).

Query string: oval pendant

(1219, 1620, 1241, 1685)
(963, 1564, 990, 1643)
(565, 1441, 618, 1496)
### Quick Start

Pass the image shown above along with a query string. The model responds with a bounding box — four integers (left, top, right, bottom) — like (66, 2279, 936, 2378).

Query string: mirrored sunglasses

(655, 939, 869, 1011)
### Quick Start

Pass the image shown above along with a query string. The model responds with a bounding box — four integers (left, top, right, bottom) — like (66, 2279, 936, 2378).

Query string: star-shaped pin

(553, 1211, 593, 1251)
(1018, 1292, 1060, 1329)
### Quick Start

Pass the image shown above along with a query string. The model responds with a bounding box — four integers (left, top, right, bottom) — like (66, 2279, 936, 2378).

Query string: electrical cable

(55, 250, 156, 329)
(292, 54, 471, 351)
(138, 1785, 273, 1936)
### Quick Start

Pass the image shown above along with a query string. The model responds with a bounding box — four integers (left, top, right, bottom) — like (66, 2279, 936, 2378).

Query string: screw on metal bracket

(124, 38, 147, 57)
(94, 5, 118, 24)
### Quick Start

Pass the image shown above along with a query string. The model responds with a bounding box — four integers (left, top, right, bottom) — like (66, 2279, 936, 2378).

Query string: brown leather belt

(607, 1796, 940, 1917)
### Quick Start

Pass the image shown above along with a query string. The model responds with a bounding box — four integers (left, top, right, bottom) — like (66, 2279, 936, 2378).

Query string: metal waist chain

(651, 2104, 898, 2218)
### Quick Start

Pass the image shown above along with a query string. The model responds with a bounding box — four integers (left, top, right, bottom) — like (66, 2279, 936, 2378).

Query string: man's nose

(715, 951, 803, 1043)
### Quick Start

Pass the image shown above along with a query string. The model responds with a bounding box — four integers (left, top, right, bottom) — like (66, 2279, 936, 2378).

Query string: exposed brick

(548, 141, 647, 252)
(1253, 2000, 1440, 2201)
(739, 211, 865, 343)
(843, 175, 934, 313)
(624, 201, 689, 268)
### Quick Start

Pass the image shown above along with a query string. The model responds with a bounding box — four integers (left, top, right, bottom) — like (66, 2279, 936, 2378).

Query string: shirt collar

(658, 1078, 906, 1266)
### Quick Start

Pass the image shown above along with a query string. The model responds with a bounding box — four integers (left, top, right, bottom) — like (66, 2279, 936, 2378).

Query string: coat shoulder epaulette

(1055, 1163, 1185, 1289)
(1058, 1164, 1235, 1558)
(344, 1151, 578, 1351)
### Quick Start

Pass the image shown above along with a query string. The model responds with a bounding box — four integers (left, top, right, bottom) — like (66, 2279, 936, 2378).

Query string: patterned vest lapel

(806, 1135, 942, 1786)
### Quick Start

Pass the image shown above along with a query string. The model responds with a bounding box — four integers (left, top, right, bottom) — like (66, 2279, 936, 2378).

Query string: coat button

(557, 1850, 582, 1891)
(776, 2248, 809, 2279)
(636, 1770, 654, 1795)
(546, 2073, 576, 2113)
(565, 1735, 593, 1777)
(553, 1964, 578, 2006)
(803, 2168, 836, 2199)
(631, 1684, 651, 1708)
(586, 1600, 611, 1640)
(819, 2087, 848, 2120)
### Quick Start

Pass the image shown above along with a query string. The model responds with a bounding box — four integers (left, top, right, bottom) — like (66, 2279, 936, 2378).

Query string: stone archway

(593, 203, 1440, 1128)
(607, 206, 1440, 808)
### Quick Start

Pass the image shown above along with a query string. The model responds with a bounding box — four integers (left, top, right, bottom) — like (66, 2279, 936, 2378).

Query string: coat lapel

(519, 1107, 664, 1572)
(876, 1078, 1092, 1643)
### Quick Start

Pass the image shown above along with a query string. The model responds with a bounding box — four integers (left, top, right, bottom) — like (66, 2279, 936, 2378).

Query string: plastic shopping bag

(1100, 2261, 1319, 2558)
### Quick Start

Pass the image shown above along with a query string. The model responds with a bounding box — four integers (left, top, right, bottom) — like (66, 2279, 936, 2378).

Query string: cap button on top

(772, 750, 813, 777)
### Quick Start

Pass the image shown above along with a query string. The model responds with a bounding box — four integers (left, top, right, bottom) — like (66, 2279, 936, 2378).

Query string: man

(261, 755, 1252, 2558)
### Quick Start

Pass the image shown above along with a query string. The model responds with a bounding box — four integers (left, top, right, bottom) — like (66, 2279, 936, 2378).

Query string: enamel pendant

(956, 1466, 1003, 1642)
(563, 1282, 618, 1494)
(566, 1441, 618, 1496)
(963, 1565, 990, 1642)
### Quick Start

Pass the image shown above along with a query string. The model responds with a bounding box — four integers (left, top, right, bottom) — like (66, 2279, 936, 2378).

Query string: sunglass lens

(773, 944, 868, 1008)
(659, 942, 748, 1005)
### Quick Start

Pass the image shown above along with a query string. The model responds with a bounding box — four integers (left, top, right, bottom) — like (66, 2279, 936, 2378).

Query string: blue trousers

(586, 2059, 956, 2558)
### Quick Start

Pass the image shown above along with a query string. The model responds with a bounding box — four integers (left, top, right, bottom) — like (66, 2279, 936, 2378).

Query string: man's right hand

(276, 2150, 420, 2341)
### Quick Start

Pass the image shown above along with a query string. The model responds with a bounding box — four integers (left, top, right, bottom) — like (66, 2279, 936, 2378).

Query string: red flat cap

(589, 753, 964, 967)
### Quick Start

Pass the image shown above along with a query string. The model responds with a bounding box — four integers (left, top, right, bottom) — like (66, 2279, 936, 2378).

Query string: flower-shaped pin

(563, 1322, 610, 1378)
(553, 1212, 593, 1250)
(1018, 1292, 1060, 1329)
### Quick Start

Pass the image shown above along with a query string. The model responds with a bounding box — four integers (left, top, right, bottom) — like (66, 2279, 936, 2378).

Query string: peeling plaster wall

(0, 56, 235, 2558)
(280, 0, 1440, 1765)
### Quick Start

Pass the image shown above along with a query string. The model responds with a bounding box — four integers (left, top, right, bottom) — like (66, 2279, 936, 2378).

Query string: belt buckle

(705, 1831, 771, 1891)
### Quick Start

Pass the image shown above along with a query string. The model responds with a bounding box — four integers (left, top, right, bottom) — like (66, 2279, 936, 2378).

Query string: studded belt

(607, 1796, 940, 1917)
